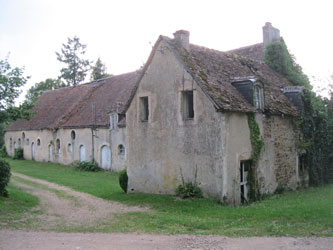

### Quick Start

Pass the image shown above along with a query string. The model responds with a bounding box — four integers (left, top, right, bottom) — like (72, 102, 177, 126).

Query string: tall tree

(25, 78, 65, 103)
(0, 56, 31, 147)
(91, 58, 111, 81)
(0, 56, 30, 123)
(56, 36, 91, 86)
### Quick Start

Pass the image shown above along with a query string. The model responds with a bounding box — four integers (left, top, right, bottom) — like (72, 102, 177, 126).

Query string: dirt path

(10, 172, 148, 231)
(3, 173, 332, 250)
(1, 230, 332, 250)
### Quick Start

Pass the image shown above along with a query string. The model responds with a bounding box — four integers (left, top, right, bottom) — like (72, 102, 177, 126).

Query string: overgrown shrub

(119, 169, 128, 193)
(72, 161, 103, 172)
(176, 181, 203, 199)
(0, 159, 11, 197)
(0, 145, 7, 157)
(13, 147, 24, 160)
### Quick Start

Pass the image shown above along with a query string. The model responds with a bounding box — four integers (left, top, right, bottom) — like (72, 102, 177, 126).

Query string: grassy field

(3, 157, 333, 236)
(0, 183, 41, 229)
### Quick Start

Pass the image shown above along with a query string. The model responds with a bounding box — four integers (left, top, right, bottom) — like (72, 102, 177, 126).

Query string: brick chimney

(263, 22, 280, 47)
(173, 30, 190, 50)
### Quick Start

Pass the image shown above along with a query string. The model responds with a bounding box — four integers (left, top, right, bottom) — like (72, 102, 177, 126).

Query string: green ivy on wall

(264, 40, 333, 185)
(247, 113, 264, 200)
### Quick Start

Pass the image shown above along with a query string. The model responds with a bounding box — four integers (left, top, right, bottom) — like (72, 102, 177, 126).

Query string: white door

(79, 145, 86, 162)
(101, 146, 111, 170)
(48, 145, 53, 162)
(31, 142, 36, 160)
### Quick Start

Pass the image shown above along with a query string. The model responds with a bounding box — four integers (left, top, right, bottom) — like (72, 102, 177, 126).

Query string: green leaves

(56, 36, 91, 86)
(0, 57, 28, 112)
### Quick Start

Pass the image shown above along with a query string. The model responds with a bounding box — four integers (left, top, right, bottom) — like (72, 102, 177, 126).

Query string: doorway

(100, 145, 111, 170)
(240, 160, 251, 204)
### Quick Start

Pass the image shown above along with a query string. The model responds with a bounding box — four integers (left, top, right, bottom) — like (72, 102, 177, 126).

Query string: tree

(91, 58, 111, 81)
(56, 36, 91, 86)
(0, 56, 31, 147)
(0, 56, 29, 123)
(25, 78, 65, 103)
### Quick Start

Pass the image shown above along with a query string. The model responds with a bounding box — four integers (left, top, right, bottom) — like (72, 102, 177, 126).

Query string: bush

(72, 161, 103, 172)
(0, 159, 11, 197)
(0, 144, 7, 157)
(119, 169, 128, 193)
(176, 182, 203, 199)
(13, 147, 24, 160)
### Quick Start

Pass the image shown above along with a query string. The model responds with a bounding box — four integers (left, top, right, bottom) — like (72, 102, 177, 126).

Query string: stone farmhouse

(5, 23, 307, 204)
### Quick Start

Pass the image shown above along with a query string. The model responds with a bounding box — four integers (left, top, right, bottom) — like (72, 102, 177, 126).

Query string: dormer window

(110, 113, 118, 130)
(253, 84, 264, 110)
(232, 78, 264, 111)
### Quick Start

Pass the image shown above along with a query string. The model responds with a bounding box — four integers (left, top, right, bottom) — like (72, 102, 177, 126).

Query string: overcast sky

(1, 0, 332, 103)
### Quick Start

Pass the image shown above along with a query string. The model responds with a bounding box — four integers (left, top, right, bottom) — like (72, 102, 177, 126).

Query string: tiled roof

(161, 37, 298, 116)
(227, 43, 264, 62)
(6, 71, 140, 131)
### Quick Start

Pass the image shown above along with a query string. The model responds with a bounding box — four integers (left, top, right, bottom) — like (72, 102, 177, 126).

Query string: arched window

(37, 138, 41, 146)
(26, 138, 29, 146)
(18, 138, 21, 147)
(67, 143, 73, 153)
(56, 139, 61, 154)
(22, 132, 25, 143)
(71, 130, 76, 140)
(118, 144, 125, 156)
(253, 84, 264, 110)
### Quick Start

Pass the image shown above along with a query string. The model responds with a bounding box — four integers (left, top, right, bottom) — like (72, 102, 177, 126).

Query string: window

(71, 130, 76, 140)
(56, 139, 61, 154)
(110, 113, 118, 130)
(37, 138, 41, 146)
(22, 132, 25, 143)
(26, 138, 30, 146)
(118, 144, 125, 156)
(18, 138, 21, 147)
(140, 97, 149, 121)
(68, 143, 73, 153)
(182, 91, 194, 119)
(254, 85, 264, 110)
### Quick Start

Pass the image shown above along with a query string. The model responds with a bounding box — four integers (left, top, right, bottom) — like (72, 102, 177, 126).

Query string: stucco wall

(4, 126, 127, 171)
(126, 41, 253, 202)
(125, 40, 301, 205)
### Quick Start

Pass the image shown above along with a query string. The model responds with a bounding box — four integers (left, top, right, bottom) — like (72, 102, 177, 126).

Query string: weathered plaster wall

(224, 113, 252, 205)
(5, 126, 126, 171)
(126, 41, 254, 202)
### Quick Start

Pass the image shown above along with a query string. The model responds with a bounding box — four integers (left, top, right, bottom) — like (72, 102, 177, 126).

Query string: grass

(0, 182, 41, 229)
(4, 157, 333, 236)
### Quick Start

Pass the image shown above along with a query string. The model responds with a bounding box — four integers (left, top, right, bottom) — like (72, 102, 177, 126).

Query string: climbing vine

(264, 41, 333, 185)
(247, 113, 264, 200)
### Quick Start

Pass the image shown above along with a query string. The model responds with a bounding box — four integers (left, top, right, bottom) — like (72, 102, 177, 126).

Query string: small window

(68, 143, 73, 153)
(254, 85, 264, 110)
(71, 130, 76, 140)
(26, 138, 30, 146)
(37, 138, 41, 146)
(183, 91, 194, 119)
(118, 144, 125, 156)
(18, 138, 21, 147)
(140, 97, 149, 122)
(22, 132, 25, 142)
(56, 139, 61, 154)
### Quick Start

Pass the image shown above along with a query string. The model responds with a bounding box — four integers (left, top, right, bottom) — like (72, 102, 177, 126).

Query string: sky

(1, 0, 332, 104)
